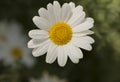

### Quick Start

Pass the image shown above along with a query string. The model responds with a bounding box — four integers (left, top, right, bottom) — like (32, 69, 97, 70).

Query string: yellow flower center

(11, 47, 22, 58)
(49, 22, 72, 45)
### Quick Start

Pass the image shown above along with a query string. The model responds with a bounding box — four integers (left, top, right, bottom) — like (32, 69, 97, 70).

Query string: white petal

(67, 5, 84, 27)
(61, 3, 72, 22)
(72, 36, 95, 44)
(32, 40, 50, 57)
(73, 30, 94, 37)
(73, 17, 94, 32)
(73, 5, 83, 13)
(80, 43, 92, 51)
(47, 3, 56, 25)
(32, 16, 50, 30)
(69, 44, 83, 58)
(29, 30, 48, 39)
(46, 43, 57, 64)
(28, 39, 48, 48)
(38, 8, 48, 20)
(69, 12, 85, 27)
(69, 2, 75, 9)
(57, 46, 67, 67)
(64, 44, 80, 63)
(77, 36, 95, 44)
(53, 1, 61, 22)
(73, 46, 83, 59)
(72, 37, 94, 51)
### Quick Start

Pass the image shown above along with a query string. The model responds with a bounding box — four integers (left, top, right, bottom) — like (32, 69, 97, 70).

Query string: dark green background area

(0, 0, 120, 82)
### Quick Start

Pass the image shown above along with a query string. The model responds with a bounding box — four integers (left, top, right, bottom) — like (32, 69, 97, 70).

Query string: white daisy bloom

(0, 21, 34, 67)
(30, 72, 66, 82)
(28, 1, 94, 67)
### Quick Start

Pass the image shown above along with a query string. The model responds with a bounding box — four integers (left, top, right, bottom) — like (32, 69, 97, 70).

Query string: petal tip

(32, 51, 40, 57)
(59, 64, 65, 67)
(27, 40, 33, 48)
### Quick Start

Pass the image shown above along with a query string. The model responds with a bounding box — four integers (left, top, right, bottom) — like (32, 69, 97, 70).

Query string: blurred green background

(0, 0, 120, 82)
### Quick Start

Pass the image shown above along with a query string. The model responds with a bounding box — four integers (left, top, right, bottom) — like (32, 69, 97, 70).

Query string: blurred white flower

(28, 1, 94, 67)
(0, 20, 35, 67)
(30, 72, 67, 82)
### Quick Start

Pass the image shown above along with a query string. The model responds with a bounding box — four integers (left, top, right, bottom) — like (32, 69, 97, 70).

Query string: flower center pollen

(49, 22, 72, 45)
(11, 47, 22, 58)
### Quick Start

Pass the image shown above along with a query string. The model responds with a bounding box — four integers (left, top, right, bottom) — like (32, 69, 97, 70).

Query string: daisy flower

(30, 72, 66, 82)
(0, 21, 34, 67)
(28, 1, 94, 67)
